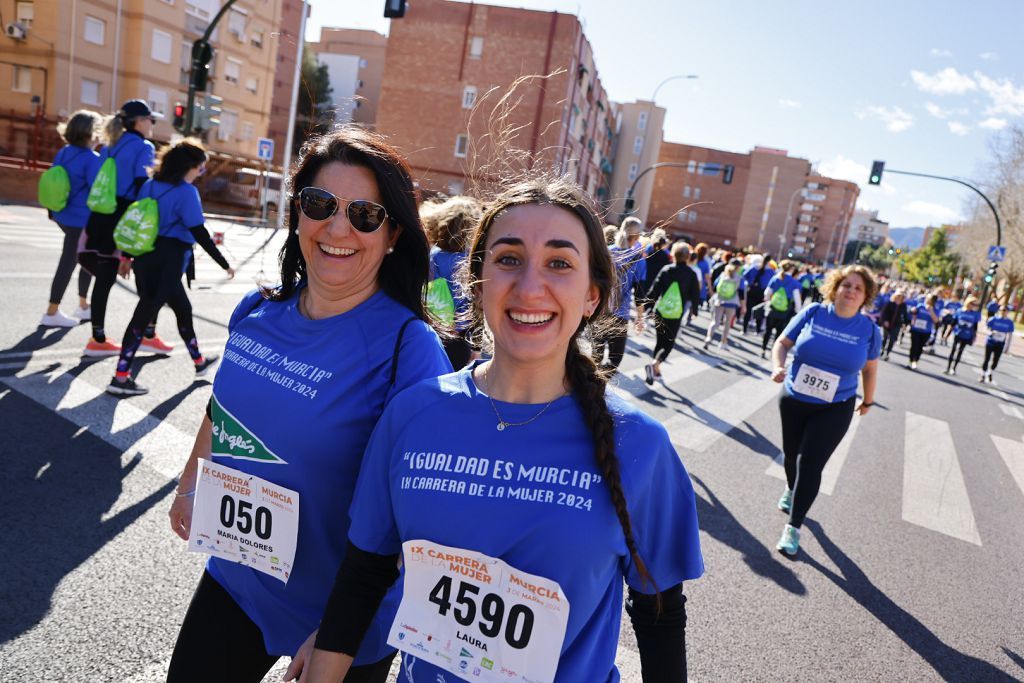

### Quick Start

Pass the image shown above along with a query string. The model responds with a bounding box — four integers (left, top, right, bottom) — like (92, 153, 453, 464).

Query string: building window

(359, 58, 368, 68)
(218, 109, 238, 142)
(84, 16, 105, 45)
(697, 162, 705, 174)
(81, 78, 101, 105)
(228, 8, 247, 38)
(152, 29, 172, 64)
(186, 0, 212, 19)
(240, 121, 254, 141)
(469, 36, 484, 58)
(627, 163, 638, 181)
(689, 211, 697, 223)
(245, 76, 258, 94)
(633, 135, 643, 154)
(147, 88, 167, 116)
(462, 85, 477, 109)
(637, 111, 648, 131)
(694, 187, 702, 200)
(448, 179, 465, 195)
(224, 57, 242, 84)
(12, 66, 31, 93)
(682, 185, 691, 198)
(687, 159, 696, 173)
(15, 1, 33, 27)
(251, 29, 264, 49)
(454, 134, 469, 158)
(676, 210, 687, 223)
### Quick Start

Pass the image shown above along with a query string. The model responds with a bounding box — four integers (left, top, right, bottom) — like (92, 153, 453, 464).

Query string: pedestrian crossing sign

(987, 245, 1006, 262)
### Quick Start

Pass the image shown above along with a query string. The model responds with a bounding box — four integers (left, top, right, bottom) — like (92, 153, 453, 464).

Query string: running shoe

(106, 377, 149, 396)
(760, 350, 767, 359)
(194, 354, 220, 379)
(141, 335, 175, 354)
(987, 370, 995, 383)
(778, 488, 793, 513)
(948, 367, 957, 376)
(644, 364, 655, 385)
(84, 338, 122, 357)
(776, 524, 800, 557)
(979, 372, 987, 383)
(74, 306, 92, 322)
(703, 341, 710, 350)
(40, 310, 80, 328)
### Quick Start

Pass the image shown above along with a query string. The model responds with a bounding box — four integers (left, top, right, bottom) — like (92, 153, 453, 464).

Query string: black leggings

(742, 287, 764, 333)
(653, 313, 683, 363)
(168, 571, 395, 683)
(762, 311, 793, 351)
(909, 330, 929, 362)
(779, 393, 855, 528)
(49, 224, 91, 305)
(983, 344, 1004, 372)
(947, 338, 970, 370)
(882, 325, 899, 357)
(594, 317, 628, 371)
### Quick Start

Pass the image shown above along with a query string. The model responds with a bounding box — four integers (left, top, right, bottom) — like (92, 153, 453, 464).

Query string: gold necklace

(479, 365, 561, 432)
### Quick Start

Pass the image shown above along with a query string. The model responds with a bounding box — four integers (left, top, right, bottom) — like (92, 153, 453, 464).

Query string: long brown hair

(462, 177, 657, 592)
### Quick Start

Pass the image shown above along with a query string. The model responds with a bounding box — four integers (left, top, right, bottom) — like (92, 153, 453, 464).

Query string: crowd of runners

(33, 109, 1018, 682)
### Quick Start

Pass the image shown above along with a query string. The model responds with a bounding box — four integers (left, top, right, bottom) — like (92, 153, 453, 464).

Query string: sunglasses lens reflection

(299, 188, 338, 221)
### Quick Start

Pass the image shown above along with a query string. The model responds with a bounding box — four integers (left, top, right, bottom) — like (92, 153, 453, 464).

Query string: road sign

(988, 245, 1006, 262)
(257, 137, 274, 162)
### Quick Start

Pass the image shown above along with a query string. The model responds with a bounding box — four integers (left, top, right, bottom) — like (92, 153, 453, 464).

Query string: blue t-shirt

(94, 131, 155, 201)
(138, 179, 205, 244)
(429, 247, 469, 330)
(910, 304, 935, 335)
(954, 309, 981, 342)
(206, 288, 452, 659)
(766, 273, 801, 311)
(743, 264, 775, 290)
(610, 244, 646, 319)
(696, 258, 711, 297)
(347, 365, 704, 682)
(783, 303, 881, 404)
(51, 144, 100, 228)
(942, 301, 962, 319)
(987, 315, 1014, 346)
(871, 292, 891, 314)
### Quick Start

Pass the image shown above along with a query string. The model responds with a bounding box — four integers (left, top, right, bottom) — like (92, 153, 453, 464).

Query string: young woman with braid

(288, 178, 704, 682)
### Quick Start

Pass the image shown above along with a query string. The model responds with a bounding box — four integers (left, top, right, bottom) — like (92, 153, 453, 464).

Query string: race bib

(389, 540, 570, 683)
(991, 331, 1007, 343)
(912, 318, 930, 331)
(188, 459, 299, 584)
(793, 364, 840, 403)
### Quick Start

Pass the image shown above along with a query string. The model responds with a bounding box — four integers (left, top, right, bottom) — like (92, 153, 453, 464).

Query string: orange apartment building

(606, 99, 666, 225)
(311, 28, 387, 128)
(374, 0, 616, 200)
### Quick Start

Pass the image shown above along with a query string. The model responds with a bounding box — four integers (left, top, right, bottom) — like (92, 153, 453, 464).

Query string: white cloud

(947, 121, 969, 136)
(856, 105, 914, 132)
(979, 117, 1008, 130)
(974, 72, 1024, 117)
(979, 52, 998, 61)
(778, 98, 802, 109)
(818, 155, 896, 195)
(930, 48, 952, 57)
(910, 67, 977, 95)
(903, 200, 960, 223)
(924, 102, 948, 119)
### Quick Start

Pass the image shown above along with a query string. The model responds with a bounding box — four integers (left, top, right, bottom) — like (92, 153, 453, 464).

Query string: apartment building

(374, 0, 615, 200)
(311, 28, 387, 127)
(921, 223, 963, 250)
(847, 208, 890, 247)
(606, 100, 666, 225)
(798, 174, 859, 264)
(266, 0, 306, 166)
(0, 0, 288, 162)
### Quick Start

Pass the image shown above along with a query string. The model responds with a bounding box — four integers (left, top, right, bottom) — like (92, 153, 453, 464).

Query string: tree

(293, 45, 334, 155)
(904, 228, 960, 286)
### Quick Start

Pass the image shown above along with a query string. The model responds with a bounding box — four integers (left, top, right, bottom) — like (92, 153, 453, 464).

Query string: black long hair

(263, 127, 429, 321)
(152, 139, 206, 184)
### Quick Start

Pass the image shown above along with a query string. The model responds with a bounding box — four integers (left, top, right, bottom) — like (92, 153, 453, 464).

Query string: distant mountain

(888, 227, 926, 250)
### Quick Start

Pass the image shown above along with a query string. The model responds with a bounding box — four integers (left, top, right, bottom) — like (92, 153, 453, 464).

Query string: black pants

(653, 313, 683, 363)
(762, 310, 793, 351)
(594, 316, 628, 371)
(779, 393, 855, 528)
(81, 199, 130, 341)
(168, 571, 395, 682)
(982, 344, 1004, 372)
(442, 331, 472, 371)
(909, 330, 929, 362)
(882, 325, 899, 357)
(49, 224, 92, 305)
(947, 338, 970, 370)
(742, 286, 764, 333)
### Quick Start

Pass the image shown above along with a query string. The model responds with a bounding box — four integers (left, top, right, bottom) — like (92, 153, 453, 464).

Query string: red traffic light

(174, 104, 185, 118)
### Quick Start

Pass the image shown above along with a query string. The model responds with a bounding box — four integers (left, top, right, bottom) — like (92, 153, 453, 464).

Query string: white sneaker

(40, 310, 80, 328)
(74, 306, 92, 321)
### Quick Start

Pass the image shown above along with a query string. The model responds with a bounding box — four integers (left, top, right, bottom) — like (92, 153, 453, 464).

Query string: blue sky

(308, 1, 1023, 229)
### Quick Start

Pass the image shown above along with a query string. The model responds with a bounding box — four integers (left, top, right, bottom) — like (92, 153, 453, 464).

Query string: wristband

(175, 489, 195, 498)
(861, 401, 874, 407)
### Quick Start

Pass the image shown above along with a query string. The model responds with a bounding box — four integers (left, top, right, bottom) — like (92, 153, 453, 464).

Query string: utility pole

(183, 0, 239, 136)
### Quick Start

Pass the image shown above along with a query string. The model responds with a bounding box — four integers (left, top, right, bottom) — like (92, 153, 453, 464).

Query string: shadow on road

(0, 327, 76, 375)
(803, 520, 1018, 682)
(1001, 647, 1024, 674)
(691, 476, 805, 595)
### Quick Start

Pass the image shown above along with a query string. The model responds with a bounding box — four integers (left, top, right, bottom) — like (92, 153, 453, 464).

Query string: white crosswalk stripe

(765, 413, 862, 496)
(663, 372, 780, 453)
(991, 435, 1024, 501)
(999, 403, 1024, 420)
(611, 343, 724, 400)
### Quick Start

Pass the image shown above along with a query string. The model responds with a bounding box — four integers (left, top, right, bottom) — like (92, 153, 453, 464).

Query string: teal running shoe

(778, 488, 793, 513)
(776, 524, 800, 557)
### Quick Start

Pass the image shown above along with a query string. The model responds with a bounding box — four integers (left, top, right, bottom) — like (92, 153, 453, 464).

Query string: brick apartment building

(373, 0, 616, 200)
(310, 27, 387, 128)
(800, 174, 859, 263)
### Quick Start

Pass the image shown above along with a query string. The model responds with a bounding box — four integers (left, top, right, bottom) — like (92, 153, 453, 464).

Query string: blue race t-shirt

(429, 246, 469, 330)
(206, 288, 452, 659)
(610, 244, 646, 319)
(986, 315, 1014, 346)
(942, 301, 962, 319)
(743, 264, 775, 290)
(696, 257, 711, 298)
(954, 309, 981, 341)
(766, 273, 801, 311)
(138, 179, 205, 244)
(347, 365, 704, 682)
(783, 303, 881, 404)
(93, 131, 155, 201)
(910, 304, 935, 334)
(51, 144, 100, 228)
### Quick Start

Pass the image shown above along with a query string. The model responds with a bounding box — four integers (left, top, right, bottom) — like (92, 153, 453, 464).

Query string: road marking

(663, 373, 778, 453)
(765, 414, 861, 495)
(0, 271, 54, 278)
(991, 435, 1024, 500)
(612, 345, 724, 399)
(902, 412, 981, 545)
(1000, 404, 1024, 420)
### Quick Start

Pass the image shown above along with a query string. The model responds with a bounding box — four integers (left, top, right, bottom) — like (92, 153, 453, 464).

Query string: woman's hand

(118, 258, 132, 279)
(771, 366, 786, 383)
(225, 267, 236, 280)
(856, 401, 873, 416)
(168, 491, 194, 541)
(283, 630, 317, 682)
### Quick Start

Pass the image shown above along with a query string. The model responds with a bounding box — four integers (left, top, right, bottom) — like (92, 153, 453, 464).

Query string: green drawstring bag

(770, 287, 790, 312)
(86, 157, 118, 214)
(716, 278, 738, 300)
(656, 281, 684, 319)
(426, 277, 456, 326)
(38, 165, 72, 212)
(113, 197, 159, 255)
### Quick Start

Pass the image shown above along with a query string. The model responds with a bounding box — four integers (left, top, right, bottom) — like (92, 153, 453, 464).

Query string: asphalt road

(1, 205, 1022, 682)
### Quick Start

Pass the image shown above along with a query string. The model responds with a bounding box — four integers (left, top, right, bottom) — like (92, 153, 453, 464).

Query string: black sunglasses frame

(294, 187, 390, 234)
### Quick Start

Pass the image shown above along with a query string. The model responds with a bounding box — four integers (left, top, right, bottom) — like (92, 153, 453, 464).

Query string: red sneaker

(141, 335, 175, 354)
(84, 338, 121, 357)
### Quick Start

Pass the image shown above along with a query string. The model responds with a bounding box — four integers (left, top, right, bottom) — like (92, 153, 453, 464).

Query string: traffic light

(623, 196, 635, 213)
(869, 160, 885, 185)
(384, 0, 407, 17)
(722, 164, 735, 185)
(190, 40, 214, 92)
(195, 94, 222, 133)
(173, 103, 186, 133)
(984, 262, 999, 284)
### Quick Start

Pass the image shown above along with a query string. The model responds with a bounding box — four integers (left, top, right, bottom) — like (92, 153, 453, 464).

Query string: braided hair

(462, 177, 657, 592)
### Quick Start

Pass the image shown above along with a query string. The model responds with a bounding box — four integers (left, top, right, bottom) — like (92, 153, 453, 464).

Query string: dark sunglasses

(295, 186, 389, 233)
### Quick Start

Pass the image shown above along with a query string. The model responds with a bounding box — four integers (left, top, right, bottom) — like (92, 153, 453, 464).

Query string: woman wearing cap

(593, 217, 646, 375)
(79, 100, 170, 357)
(945, 297, 981, 376)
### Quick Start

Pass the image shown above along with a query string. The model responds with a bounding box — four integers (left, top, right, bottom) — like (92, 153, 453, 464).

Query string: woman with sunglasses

(105, 139, 232, 395)
(291, 177, 703, 683)
(165, 128, 451, 682)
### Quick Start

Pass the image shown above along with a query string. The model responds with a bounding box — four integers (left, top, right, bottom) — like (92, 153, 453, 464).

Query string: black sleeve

(645, 265, 669, 303)
(188, 225, 231, 270)
(626, 584, 687, 682)
(314, 541, 401, 655)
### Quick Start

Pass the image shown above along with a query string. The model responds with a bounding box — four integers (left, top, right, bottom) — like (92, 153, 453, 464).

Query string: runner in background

(40, 110, 100, 328)
(694, 242, 713, 311)
(644, 241, 701, 385)
(760, 260, 802, 359)
(703, 259, 744, 350)
(593, 217, 646, 375)
(292, 176, 703, 683)
(986, 297, 1000, 319)
(878, 290, 907, 361)
(427, 195, 482, 370)
(165, 128, 451, 683)
(945, 296, 981, 376)
(769, 265, 880, 557)
(906, 292, 939, 371)
(741, 253, 774, 335)
(938, 295, 962, 346)
(641, 228, 670, 303)
(812, 267, 825, 303)
(981, 305, 1014, 383)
